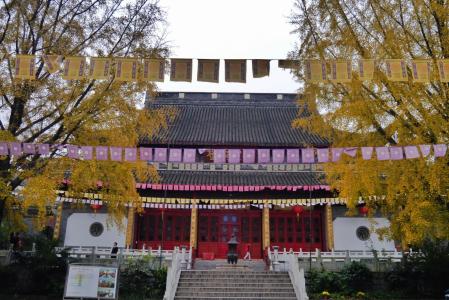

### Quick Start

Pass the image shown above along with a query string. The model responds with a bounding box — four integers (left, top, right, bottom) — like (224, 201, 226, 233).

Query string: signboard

(64, 264, 118, 299)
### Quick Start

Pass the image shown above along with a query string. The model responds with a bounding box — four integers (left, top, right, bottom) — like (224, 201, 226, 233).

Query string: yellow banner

(330, 60, 352, 82)
(42, 54, 61, 74)
(62, 57, 86, 80)
(358, 59, 375, 81)
(411, 60, 431, 83)
(437, 59, 449, 82)
(115, 58, 138, 81)
(88, 57, 111, 80)
(170, 59, 192, 82)
(225, 59, 246, 83)
(385, 59, 408, 81)
(197, 59, 219, 83)
(252, 59, 270, 78)
(305, 60, 326, 83)
(15, 55, 35, 80)
(142, 59, 165, 82)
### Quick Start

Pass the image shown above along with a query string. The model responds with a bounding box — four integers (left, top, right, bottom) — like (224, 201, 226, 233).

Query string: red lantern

(292, 205, 304, 221)
(90, 203, 102, 213)
(359, 206, 369, 216)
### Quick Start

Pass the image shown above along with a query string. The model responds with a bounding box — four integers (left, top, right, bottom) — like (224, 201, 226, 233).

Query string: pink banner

(214, 149, 226, 163)
(257, 149, 270, 163)
(9, 142, 22, 156)
(139, 147, 152, 161)
(81, 146, 93, 160)
(228, 149, 241, 163)
(154, 148, 167, 162)
(0, 142, 8, 155)
(404, 146, 420, 159)
(331, 148, 343, 162)
(286, 149, 300, 163)
(419, 144, 431, 157)
(376, 147, 390, 160)
(169, 148, 182, 162)
(433, 144, 447, 157)
(272, 149, 285, 163)
(389, 146, 403, 160)
(183, 148, 196, 163)
(242, 149, 256, 164)
(124, 148, 137, 161)
(317, 148, 329, 163)
(110, 147, 122, 161)
(137, 183, 329, 192)
(343, 147, 358, 157)
(37, 144, 50, 155)
(23, 143, 36, 154)
(301, 148, 315, 163)
(96, 146, 108, 160)
(361, 147, 373, 160)
(67, 145, 79, 159)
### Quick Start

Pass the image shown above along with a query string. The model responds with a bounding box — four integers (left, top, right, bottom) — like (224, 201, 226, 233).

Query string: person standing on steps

(111, 242, 119, 259)
(243, 243, 251, 260)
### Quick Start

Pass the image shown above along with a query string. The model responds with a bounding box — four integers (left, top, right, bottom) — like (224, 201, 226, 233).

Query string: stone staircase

(174, 259, 297, 300)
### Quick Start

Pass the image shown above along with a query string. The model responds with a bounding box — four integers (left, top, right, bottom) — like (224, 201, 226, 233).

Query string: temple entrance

(197, 210, 262, 259)
(134, 209, 191, 250)
(269, 209, 323, 251)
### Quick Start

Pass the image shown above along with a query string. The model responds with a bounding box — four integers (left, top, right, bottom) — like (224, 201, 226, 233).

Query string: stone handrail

(55, 246, 176, 260)
(286, 251, 309, 300)
(163, 248, 182, 300)
(275, 248, 406, 263)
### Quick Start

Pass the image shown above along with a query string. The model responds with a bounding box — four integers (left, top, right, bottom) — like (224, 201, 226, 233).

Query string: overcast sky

(157, 0, 300, 93)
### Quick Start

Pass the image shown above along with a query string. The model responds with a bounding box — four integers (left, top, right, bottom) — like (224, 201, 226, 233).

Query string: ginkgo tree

(290, 0, 449, 246)
(0, 0, 173, 229)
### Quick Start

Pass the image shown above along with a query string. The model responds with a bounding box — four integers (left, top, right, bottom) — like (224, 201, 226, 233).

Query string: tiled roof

(152, 170, 325, 186)
(142, 93, 328, 147)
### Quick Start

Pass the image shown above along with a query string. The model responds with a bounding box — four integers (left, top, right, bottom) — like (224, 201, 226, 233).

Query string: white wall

(64, 213, 127, 247)
(333, 217, 395, 251)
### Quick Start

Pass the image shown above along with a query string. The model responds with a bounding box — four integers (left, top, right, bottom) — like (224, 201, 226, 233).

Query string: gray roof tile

(152, 170, 325, 186)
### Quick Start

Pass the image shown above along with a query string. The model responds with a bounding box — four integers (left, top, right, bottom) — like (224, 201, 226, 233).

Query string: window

(89, 222, 104, 237)
(356, 226, 370, 241)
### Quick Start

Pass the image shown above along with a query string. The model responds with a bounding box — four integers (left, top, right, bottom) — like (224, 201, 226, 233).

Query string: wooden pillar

(262, 206, 270, 251)
(125, 207, 135, 248)
(325, 203, 334, 251)
(52, 204, 63, 240)
(189, 205, 198, 249)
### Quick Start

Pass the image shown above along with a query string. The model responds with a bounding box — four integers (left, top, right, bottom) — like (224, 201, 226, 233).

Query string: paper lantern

(292, 205, 304, 221)
(90, 203, 102, 213)
(359, 206, 369, 216)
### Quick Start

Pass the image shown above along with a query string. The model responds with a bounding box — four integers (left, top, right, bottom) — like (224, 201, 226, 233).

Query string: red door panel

(134, 209, 191, 250)
(270, 209, 323, 251)
(197, 210, 262, 259)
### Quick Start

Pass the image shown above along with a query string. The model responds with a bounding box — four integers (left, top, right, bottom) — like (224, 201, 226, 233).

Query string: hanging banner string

(3, 54, 448, 83)
(0, 141, 447, 164)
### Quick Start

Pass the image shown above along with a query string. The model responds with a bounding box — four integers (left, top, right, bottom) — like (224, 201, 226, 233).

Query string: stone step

(175, 291, 297, 298)
(178, 279, 292, 284)
(175, 296, 296, 300)
(181, 270, 278, 274)
(175, 287, 295, 294)
(179, 277, 290, 282)
(178, 272, 288, 278)
(177, 282, 293, 288)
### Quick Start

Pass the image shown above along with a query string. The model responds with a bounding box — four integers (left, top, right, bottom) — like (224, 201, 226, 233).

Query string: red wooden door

(269, 209, 323, 251)
(134, 209, 191, 250)
(197, 210, 262, 259)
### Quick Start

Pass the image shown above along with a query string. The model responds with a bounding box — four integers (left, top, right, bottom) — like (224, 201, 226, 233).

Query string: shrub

(386, 239, 449, 297)
(340, 261, 372, 293)
(119, 255, 167, 299)
(0, 235, 68, 296)
(307, 269, 344, 293)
